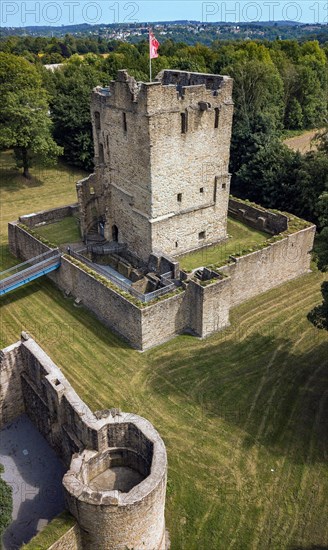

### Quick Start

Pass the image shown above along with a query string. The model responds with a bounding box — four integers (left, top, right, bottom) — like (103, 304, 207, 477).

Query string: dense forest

(0, 36, 327, 272)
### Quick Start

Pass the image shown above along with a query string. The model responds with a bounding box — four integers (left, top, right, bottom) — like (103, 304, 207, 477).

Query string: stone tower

(77, 69, 234, 262)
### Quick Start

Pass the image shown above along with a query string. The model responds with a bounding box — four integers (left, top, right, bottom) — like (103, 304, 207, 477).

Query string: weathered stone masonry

(78, 69, 234, 261)
(0, 334, 168, 549)
(6, 69, 316, 351)
(8, 211, 315, 350)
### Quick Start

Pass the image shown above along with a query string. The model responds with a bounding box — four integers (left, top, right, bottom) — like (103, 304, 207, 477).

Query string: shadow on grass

(0, 167, 44, 190)
(0, 275, 131, 353)
(147, 332, 328, 464)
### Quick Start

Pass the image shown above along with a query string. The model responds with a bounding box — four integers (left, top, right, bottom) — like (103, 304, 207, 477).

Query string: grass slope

(0, 151, 327, 549)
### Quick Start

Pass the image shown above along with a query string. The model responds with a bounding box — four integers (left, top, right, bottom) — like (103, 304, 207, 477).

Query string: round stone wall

(63, 413, 167, 550)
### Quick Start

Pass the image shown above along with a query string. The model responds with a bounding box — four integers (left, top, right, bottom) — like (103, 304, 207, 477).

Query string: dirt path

(284, 129, 319, 154)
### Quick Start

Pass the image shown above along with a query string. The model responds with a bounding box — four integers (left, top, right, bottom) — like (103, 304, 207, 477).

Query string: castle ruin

(77, 69, 234, 261)
(0, 334, 168, 549)
(7, 69, 316, 350)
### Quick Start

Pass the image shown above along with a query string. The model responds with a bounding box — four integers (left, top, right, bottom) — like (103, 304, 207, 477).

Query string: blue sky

(1, 1, 327, 27)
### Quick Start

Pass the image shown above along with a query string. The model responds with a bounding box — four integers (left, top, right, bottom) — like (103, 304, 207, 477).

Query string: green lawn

(178, 218, 268, 271)
(1, 152, 328, 549)
(21, 511, 76, 550)
(35, 217, 81, 246)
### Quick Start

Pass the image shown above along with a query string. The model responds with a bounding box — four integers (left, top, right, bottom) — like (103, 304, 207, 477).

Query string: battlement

(93, 69, 233, 113)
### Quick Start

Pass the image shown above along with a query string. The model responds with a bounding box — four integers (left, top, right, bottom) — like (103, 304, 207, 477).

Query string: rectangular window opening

(177, 193, 182, 202)
(199, 231, 206, 240)
(123, 112, 127, 133)
(181, 112, 188, 134)
(222, 182, 226, 190)
(90, 186, 95, 195)
(200, 187, 204, 193)
(214, 107, 220, 129)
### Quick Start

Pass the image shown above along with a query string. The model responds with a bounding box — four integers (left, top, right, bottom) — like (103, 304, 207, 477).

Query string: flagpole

(149, 28, 152, 82)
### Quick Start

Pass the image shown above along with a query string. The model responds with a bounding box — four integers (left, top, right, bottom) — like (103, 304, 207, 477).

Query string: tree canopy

(0, 53, 62, 177)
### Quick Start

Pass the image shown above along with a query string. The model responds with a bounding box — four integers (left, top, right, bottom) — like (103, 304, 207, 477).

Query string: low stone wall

(48, 524, 82, 550)
(228, 198, 288, 234)
(19, 204, 79, 228)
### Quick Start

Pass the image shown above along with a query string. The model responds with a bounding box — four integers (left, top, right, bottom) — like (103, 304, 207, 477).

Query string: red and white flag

(149, 31, 160, 59)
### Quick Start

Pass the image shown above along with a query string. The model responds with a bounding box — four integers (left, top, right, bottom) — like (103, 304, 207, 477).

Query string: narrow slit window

(214, 176, 218, 202)
(99, 143, 104, 164)
(214, 107, 220, 129)
(177, 193, 182, 202)
(199, 231, 206, 240)
(181, 112, 188, 134)
(200, 187, 204, 193)
(123, 112, 127, 133)
(175, 241, 178, 248)
(95, 111, 101, 131)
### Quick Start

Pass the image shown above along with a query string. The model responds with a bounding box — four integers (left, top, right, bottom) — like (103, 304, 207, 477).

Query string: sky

(1, 0, 327, 28)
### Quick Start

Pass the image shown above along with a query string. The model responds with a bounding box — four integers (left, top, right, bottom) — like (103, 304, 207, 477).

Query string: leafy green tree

(285, 97, 303, 129)
(0, 53, 62, 178)
(46, 60, 106, 170)
(308, 281, 328, 329)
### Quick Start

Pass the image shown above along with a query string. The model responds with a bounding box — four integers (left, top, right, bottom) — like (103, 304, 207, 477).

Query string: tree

(308, 281, 328, 329)
(0, 465, 12, 544)
(46, 59, 106, 170)
(0, 53, 62, 178)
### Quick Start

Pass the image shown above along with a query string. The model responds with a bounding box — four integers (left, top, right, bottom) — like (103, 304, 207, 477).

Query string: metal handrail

(69, 249, 176, 303)
(0, 251, 61, 292)
(0, 250, 60, 281)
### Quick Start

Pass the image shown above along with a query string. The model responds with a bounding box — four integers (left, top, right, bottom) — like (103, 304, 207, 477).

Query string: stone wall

(53, 256, 144, 349)
(0, 342, 25, 428)
(228, 198, 288, 234)
(82, 69, 234, 260)
(9, 221, 52, 259)
(222, 225, 315, 308)
(48, 524, 82, 550)
(19, 336, 100, 466)
(199, 225, 316, 337)
(19, 204, 79, 229)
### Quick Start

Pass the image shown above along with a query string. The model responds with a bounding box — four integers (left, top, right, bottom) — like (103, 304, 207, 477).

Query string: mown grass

(178, 218, 268, 271)
(1, 152, 328, 549)
(35, 217, 81, 246)
(21, 511, 76, 550)
(0, 150, 86, 270)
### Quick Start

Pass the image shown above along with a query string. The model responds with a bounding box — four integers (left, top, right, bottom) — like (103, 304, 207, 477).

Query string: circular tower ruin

(63, 412, 167, 550)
